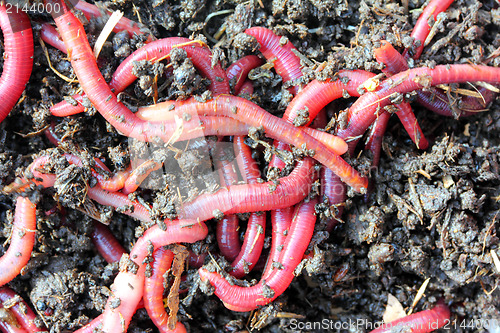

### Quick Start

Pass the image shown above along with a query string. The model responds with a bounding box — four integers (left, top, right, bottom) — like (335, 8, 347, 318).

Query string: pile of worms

(0, 0, 498, 331)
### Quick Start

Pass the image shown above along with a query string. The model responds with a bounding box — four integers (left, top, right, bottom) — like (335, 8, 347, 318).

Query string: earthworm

(39, 22, 66, 53)
(0, 287, 47, 332)
(215, 143, 242, 262)
(261, 207, 293, 279)
(122, 160, 163, 195)
(0, 197, 36, 287)
(136, 103, 348, 156)
(137, 96, 365, 191)
(375, 40, 495, 119)
(341, 64, 500, 150)
(245, 27, 303, 94)
(237, 80, 255, 96)
(199, 198, 317, 312)
(404, 0, 454, 59)
(0, 4, 34, 124)
(99, 220, 207, 332)
(73, 0, 155, 42)
(90, 222, 126, 263)
(143, 247, 187, 333)
(226, 55, 263, 94)
(230, 137, 266, 278)
(50, 36, 230, 116)
(369, 299, 450, 333)
(365, 112, 391, 167)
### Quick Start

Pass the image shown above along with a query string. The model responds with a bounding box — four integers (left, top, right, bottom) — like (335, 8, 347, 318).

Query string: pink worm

(230, 136, 267, 278)
(0, 5, 34, 124)
(39, 22, 66, 53)
(341, 64, 500, 152)
(403, 0, 454, 59)
(74, 0, 155, 42)
(376, 40, 496, 118)
(0, 287, 47, 332)
(199, 197, 318, 312)
(134, 96, 363, 191)
(369, 299, 450, 333)
(245, 27, 303, 95)
(226, 55, 263, 94)
(50, 35, 230, 116)
(0, 197, 36, 287)
(143, 248, 187, 333)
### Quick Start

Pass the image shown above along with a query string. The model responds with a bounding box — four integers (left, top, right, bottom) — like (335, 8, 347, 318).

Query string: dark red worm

(226, 55, 263, 94)
(0, 4, 34, 124)
(215, 144, 243, 262)
(340, 64, 500, 151)
(237, 79, 255, 96)
(369, 299, 450, 333)
(403, 0, 454, 59)
(365, 112, 391, 167)
(90, 222, 126, 264)
(199, 197, 318, 312)
(50, 36, 230, 116)
(74, 0, 155, 42)
(0, 287, 47, 332)
(230, 136, 266, 278)
(143, 248, 187, 333)
(245, 27, 303, 95)
(0, 197, 36, 287)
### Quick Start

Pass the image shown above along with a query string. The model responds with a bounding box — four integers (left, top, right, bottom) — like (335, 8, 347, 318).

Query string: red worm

(50, 36, 230, 116)
(369, 299, 450, 333)
(261, 207, 293, 279)
(341, 64, 500, 150)
(375, 40, 494, 119)
(0, 287, 47, 332)
(74, 0, 154, 42)
(199, 198, 318, 312)
(86, 157, 315, 224)
(245, 27, 303, 94)
(403, 0, 454, 59)
(122, 160, 163, 195)
(0, 197, 36, 287)
(215, 143, 242, 262)
(136, 96, 364, 191)
(39, 22, 66, 53)
(144, 248, 187, 333)
(365, 112, 391, 167)
(226, 55, 263, 94)
(98, 220, 207, 332)
(136, 104, 348, 156)
(90, 222, 126, 263)
(237, 79, 255, 96)
(230, 137, 266, 278)
(0, 4, 34, 124)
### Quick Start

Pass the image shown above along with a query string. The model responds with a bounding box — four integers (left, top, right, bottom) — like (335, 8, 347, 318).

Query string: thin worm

(403, 0, 454, 59)
(199, 198, 317, 312)
(369, 299, 450, 333)
(226, 55, 263, 94)
(365, 111, 391, 168)
(143, 248, 187, 333)
(245, 27, 303, 94)
(0, 287, 47, 332)
(0, 5, 34, 124)
(0, 197, 37, 287)
(122, 160, 163, 195)
(39, 22, 66, 53)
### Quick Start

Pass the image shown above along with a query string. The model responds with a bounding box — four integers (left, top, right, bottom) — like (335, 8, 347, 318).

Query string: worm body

(0, 5, 34, 124)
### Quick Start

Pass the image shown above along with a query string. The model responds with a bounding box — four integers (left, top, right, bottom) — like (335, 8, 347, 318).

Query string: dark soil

(0, 0, 499, 332)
